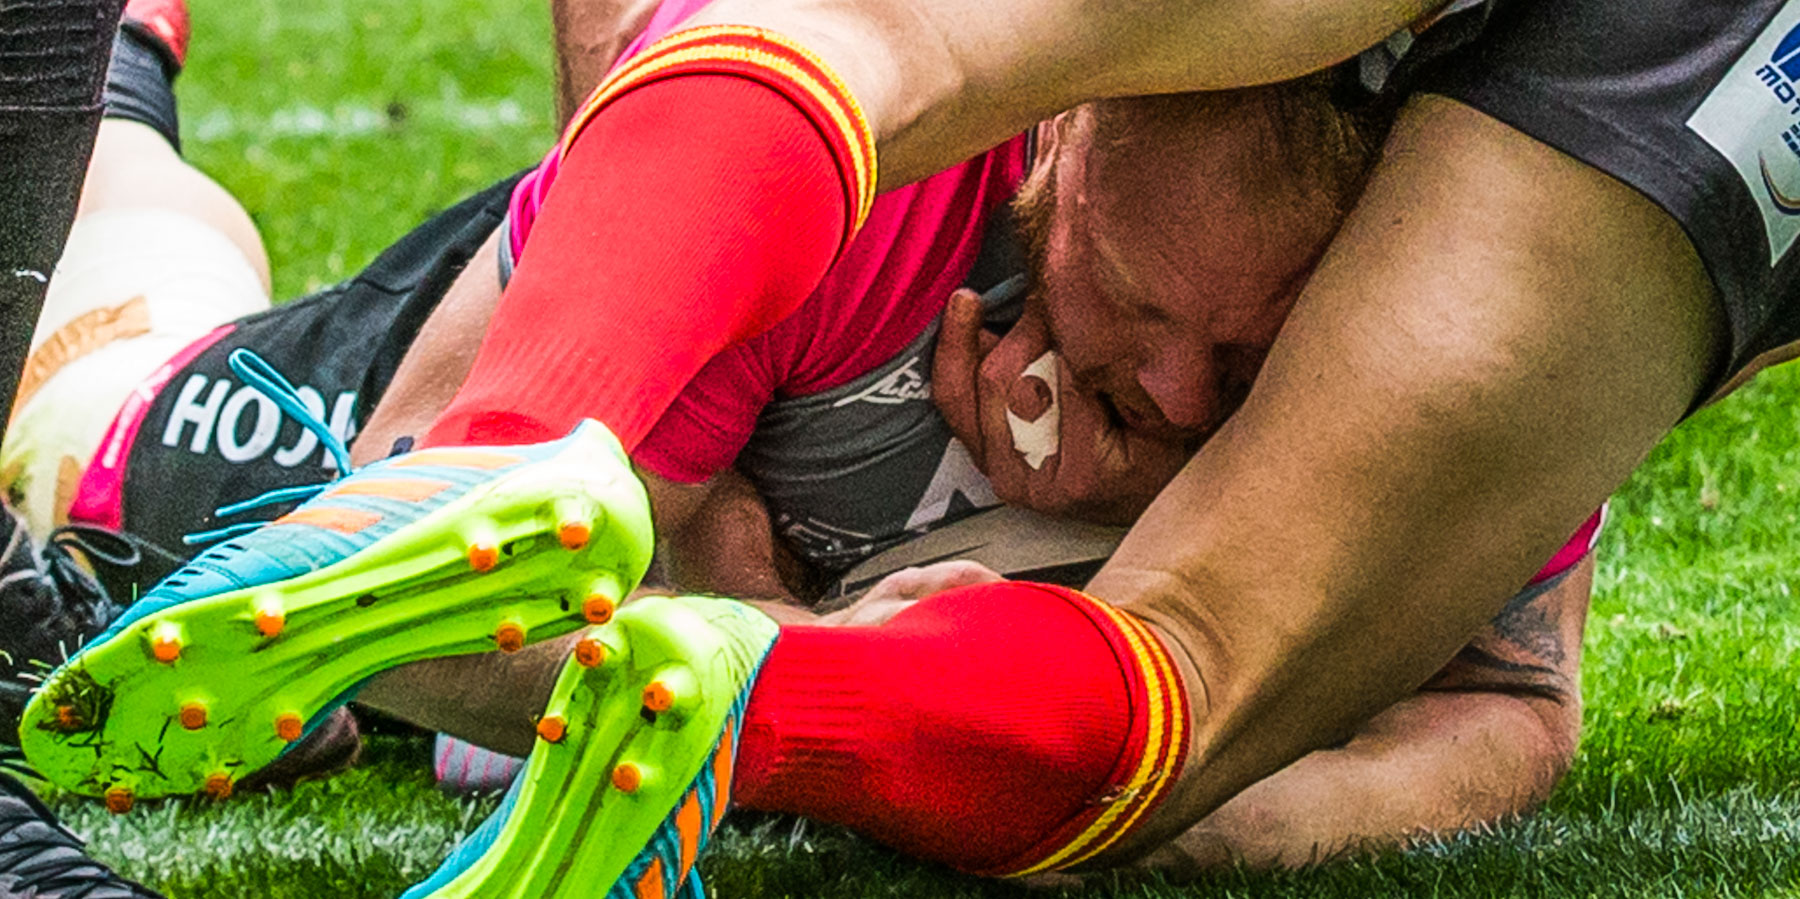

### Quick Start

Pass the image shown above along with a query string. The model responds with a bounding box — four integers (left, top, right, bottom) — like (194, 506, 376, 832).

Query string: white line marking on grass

(191, 99, 532, 142)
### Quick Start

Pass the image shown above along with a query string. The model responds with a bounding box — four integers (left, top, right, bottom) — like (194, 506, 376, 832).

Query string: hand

(815, 560, 1004, 627)
(933, 289, 1190, 524)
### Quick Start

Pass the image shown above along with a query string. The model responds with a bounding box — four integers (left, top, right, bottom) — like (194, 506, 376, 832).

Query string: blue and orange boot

(18, 352, 654, 804)
(401, 594, 778, 899)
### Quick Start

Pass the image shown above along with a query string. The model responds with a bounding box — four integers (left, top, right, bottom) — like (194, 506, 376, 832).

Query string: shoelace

(0, 754, 156, 898)
(2, 525, 167, 700)
(182, 349, 355, 546)
(44, 526, 183, 606)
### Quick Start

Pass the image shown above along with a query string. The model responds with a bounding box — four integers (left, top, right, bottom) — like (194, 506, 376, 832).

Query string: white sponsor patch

(1689, 3, 1800, 265)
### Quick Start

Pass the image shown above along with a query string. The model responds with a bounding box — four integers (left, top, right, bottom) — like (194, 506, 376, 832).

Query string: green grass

(176, 0, 556, 298)
(39, 0, 1800, 895)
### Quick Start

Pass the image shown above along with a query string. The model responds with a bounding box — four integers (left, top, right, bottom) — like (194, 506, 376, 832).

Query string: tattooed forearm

(1489, 577, 1568, 666)
(1422, 560, 1592, 707)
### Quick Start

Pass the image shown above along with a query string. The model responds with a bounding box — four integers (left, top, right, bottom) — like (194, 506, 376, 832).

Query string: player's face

(1019, 108, 1334, 443)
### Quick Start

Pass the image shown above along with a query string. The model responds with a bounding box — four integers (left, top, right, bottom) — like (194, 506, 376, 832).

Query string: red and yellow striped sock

(735, 582, 1191, 875)
(424, 26, 877, 450)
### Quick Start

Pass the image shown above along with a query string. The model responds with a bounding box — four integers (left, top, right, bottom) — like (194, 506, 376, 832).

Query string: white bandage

(1004, 350, 1060, 470)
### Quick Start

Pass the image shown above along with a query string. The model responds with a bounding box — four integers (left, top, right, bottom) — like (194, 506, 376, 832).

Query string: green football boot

(400, 593, 779, 899)
(20, 353, 654, 804)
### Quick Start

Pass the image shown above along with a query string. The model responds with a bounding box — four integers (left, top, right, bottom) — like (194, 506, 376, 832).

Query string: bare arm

(351, 231, 504, 466)
(1082, 95, 1719, 861)
(654, 467, 818, 618)
(684, 0, 1445, 187)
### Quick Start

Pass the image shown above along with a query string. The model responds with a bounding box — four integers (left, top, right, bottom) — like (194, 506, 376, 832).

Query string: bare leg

(1139, 559, 1590, 874)
(76, 119, 268, 291)
(1145, 690, 1570, 874)
(357, 631, 574, 756)
(349, 233, 502, 466)
(550, 0, 663, 123)
(2, 116, 270, 531)
(1086, 94, 1719, 862)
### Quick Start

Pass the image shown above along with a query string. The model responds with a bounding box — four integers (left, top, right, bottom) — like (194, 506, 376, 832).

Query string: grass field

(38, 0, 1800, 895)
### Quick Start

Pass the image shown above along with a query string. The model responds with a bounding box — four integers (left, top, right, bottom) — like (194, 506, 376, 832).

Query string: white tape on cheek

(1004, 350, 1061, 470)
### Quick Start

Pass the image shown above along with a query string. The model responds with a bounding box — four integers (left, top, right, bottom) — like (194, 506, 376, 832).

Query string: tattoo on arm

(1423, 567, 1587, 706)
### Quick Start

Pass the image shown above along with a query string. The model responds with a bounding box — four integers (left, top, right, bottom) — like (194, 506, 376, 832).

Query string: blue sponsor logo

(1758, 21, 1800, 114)
(1776, 21, 1800, 79)
(1756, 21, 1800, 216)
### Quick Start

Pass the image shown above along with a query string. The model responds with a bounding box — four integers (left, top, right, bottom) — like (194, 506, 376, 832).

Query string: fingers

(815, 597, 917, 628)
(862, 560, 1001, 604)
(933, 288, 988, 455)
(827, 560, 1009, 628)
(899, 560, 1006, 595)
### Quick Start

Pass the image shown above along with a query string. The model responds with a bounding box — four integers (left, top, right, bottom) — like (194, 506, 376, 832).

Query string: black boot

(0, 755, 164, 898)
(0, 502, 139, 744)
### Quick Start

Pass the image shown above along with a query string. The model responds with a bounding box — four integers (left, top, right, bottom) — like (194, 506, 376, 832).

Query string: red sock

(423, 27, 876, 450)
(734, 582, 1191, 876)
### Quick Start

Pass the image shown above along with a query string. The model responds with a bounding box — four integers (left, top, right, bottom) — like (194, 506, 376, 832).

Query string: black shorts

(112, 173, 522, 588)
(1415, 0, 1800, 391)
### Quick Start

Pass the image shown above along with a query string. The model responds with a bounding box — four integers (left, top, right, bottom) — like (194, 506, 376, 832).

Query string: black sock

(0, 0, 127, 448)
(103, 25, 180, 151)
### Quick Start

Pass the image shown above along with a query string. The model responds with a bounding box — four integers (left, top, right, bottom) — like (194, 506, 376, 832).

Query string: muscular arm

(1083, 95, 1720, 861)
(655, 467, 808, 608)
(683, 0, 1445, 187)
(1145, 558, 1591, 873)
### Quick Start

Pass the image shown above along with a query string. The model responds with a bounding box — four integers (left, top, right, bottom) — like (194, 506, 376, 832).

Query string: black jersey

(108, 174, 521, 585)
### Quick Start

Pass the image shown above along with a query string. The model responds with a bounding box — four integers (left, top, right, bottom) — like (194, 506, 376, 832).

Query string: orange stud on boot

(574, 636, 606, 668)
(495, 620, 527, 653)
(558, 521, 591, 551)
(179, 702, 208, 730)
(104, 786, 134, 815)
(468, 542, 499, 572)
(536, 715, 568, 744)
(275, 712, 305, 743)
(582, 595, 616, 625)
(611, 762, 643, 793)
(150, 622, 183, 663)
(205, 773, 234, 800)
(54, 704, 81, 731)
(254, 606, 286, 637)
(642, 681, 674, 713)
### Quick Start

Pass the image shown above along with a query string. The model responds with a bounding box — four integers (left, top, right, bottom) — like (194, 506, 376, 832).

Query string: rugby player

(399, 87, 1604, 874)
(0, 0, 180, 891)
(0, 0, 128, 450)
(19, 1, 1783, 897)
(358, 0, 1776, 891)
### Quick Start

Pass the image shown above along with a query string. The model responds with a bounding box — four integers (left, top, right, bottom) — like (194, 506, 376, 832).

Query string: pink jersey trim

(67, 324, 238, 530)
(504, 0, 713, 266)
(1527, 504, 1607, 586)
